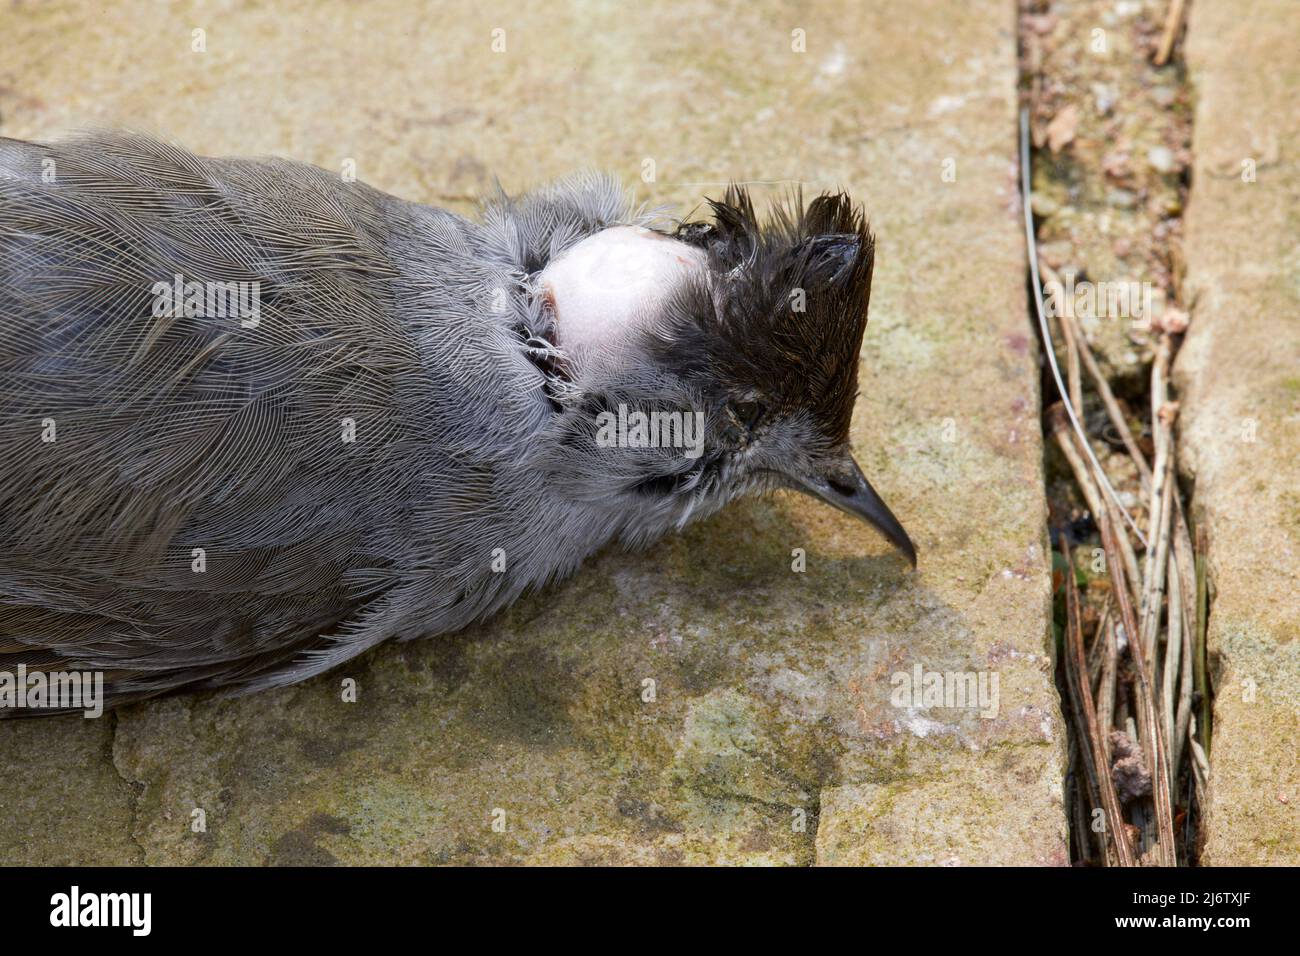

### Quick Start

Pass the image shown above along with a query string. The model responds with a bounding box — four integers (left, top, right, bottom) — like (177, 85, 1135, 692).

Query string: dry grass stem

(1062, 535, 1134, 866)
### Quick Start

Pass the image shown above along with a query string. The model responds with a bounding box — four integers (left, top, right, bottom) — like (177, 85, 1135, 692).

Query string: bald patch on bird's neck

(538, 226, 706, 356)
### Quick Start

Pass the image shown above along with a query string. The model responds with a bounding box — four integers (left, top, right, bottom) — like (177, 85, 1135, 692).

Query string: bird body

(0, 133, 914, 710)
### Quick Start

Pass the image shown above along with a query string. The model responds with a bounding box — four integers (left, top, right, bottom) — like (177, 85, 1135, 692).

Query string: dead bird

(0, 132, 916, 711)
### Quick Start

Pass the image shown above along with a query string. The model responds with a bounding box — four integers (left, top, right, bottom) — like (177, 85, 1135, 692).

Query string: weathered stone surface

(0, 0, 1064, 864)
(0, 718, 140, 865)
(817, 745, 1068, 866)
(1176, 0, 1300, 865)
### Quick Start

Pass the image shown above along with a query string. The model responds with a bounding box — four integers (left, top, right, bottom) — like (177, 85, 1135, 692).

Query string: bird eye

(728, 400, 765, 432)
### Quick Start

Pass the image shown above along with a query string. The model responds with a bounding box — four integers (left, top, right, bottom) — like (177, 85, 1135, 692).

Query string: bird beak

(791, 452, 917, 568)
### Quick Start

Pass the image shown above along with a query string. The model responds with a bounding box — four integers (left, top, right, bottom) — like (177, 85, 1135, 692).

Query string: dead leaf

(1047, 104, 1080, 153)
(1156, 307, 1190, 334)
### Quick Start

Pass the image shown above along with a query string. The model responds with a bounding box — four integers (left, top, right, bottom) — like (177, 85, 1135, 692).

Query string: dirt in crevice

(1017, 0, 1207, 865)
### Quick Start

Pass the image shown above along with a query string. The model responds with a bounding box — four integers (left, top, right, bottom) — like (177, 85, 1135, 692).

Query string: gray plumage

(0, 132, 914, 711)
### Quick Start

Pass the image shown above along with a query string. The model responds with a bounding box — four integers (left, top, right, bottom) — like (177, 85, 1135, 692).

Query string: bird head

(531, 185, 916, 567)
